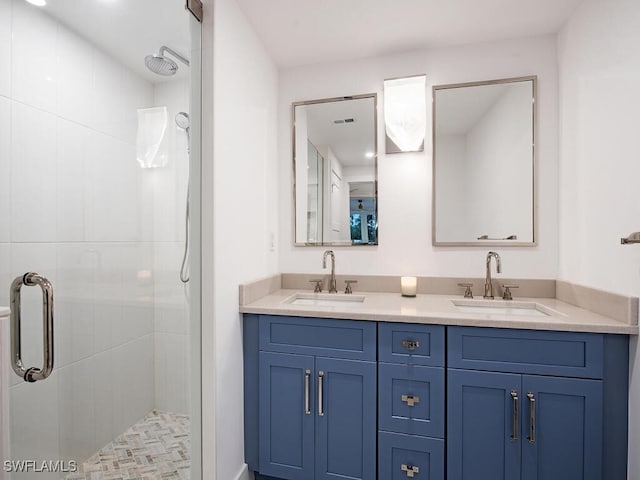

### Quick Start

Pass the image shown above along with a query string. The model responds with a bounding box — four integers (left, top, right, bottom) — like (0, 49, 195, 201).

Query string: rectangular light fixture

(383, 74, 426, 154)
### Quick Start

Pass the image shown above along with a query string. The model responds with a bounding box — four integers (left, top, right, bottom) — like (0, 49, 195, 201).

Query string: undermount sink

(451, 299, 557, 317)
(285, 293, 366, 307)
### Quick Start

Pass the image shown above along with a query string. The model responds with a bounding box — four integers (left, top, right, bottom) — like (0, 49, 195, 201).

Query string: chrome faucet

(322, 250, 337, 293)
(484, 251, 502, 299)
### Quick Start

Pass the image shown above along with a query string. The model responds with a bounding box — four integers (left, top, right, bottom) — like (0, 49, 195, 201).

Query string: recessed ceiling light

(365, 152, 375, 159)
(25, 0, 46, 6)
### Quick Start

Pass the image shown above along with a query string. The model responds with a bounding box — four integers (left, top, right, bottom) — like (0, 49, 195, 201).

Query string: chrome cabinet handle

(10, 273, 55, 383)
(318, 371, 324, 416)
(304, 369, 311, 415)
(510, 390, 519, 441)
(401, 339, 420, 350)
(527, 392, 536, 443)
(401, 394, 420, 407)
(401, 464, 419, 478)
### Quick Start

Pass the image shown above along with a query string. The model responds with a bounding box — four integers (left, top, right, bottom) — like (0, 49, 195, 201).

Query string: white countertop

(240, 289, 638, 335)
(0, 307, 9, 319)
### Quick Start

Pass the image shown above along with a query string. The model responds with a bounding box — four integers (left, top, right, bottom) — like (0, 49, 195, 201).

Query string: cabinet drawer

(379, 431, 444, 480)
(259, 315, 376, 360)
(448, 327, 604, 378)
(379, 363, 444, 438)
(379, 323, 444, 366)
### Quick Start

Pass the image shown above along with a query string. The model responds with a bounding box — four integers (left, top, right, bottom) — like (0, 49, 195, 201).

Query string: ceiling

(304, 97, 376, 168)
(43, 0, 191, 84)
(236, 0, 584, 68)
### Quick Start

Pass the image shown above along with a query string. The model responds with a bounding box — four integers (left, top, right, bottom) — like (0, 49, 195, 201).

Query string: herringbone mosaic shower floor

(65, 410, 190, 480)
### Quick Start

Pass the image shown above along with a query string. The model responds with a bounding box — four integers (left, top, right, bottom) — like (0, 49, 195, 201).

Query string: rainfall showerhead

(175, 112, 190, 130)
(145, 46, 190, 77)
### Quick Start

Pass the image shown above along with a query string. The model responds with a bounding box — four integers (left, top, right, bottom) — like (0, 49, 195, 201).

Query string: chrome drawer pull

(401, 394, 420, 407)
(510, 390, 519, 441)
(401, 339, 420, 350)
(401, 464, 419, 478)
(527, 392, 536, 443)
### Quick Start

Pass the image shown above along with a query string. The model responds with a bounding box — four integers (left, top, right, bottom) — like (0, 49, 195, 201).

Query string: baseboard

(233, 463, 250, 480)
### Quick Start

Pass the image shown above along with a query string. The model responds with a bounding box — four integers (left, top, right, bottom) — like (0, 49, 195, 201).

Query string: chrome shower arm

(159, 46, 190, 66)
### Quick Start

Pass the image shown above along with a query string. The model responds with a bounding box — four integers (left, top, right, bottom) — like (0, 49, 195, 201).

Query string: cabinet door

(522, 375, 603, 480)
(259, 352, 315, 480)
(448, 369, 522, 480)
(315, 357, 376, 480)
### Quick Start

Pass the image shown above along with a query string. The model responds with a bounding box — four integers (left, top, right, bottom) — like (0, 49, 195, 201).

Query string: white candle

(401, 276, 417, 297)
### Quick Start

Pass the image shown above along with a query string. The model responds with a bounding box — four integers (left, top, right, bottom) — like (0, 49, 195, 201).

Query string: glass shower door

(0, 0, 201, 478)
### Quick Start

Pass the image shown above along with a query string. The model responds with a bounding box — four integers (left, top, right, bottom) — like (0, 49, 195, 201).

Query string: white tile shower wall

(151, 80, 191, 414)
(0, 0, 10, 98)
(0, 97, 9, 244)
(2, 0, 159, 469)
(278, 35, 559, 278)
(557, 0, 640, 475)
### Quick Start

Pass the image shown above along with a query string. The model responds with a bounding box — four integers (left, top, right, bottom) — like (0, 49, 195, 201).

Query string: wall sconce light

(136, 106, 169, 168)
(383, 74, 426, 154)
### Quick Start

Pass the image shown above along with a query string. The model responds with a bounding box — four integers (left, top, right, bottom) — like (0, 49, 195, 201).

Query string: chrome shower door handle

(10, 272, 55, 383)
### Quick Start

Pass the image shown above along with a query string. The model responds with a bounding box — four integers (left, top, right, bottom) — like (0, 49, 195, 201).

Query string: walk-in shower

(1, 2, 201, 479)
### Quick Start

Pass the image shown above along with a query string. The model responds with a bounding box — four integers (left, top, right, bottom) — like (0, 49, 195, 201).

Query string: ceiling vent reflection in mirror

(383, 74, 426, 154)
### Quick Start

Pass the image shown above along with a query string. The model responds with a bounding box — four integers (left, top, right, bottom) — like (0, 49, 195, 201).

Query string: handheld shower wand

(176, 112, 191, 283)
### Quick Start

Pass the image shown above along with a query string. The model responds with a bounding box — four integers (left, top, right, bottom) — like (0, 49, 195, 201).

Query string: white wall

(211, 0, 279, 479)
(279, 35, 559, 279)
(557, 0, 640, 476)
(434, 134, 468, 240)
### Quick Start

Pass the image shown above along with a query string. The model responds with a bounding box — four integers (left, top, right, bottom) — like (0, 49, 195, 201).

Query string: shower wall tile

(11, 0, 58, 114)
(154, 243, 190, 334)
(91, 50, 125, 140)
(0, 97, 9, 243)
(10, 370, 61, 478)
(91, 50, 149, 144)
(0, 0, 10, 98)
(93, 303, 122, 353)
(152, 79, 190, 243)
(57, 26, 94, 127)
(11, 102, 58, 242)
(56, 119, 87, 242)
(155, 332, 190, 414)
(57, 359, 97, 464)
(85, 131, 139, 242)
(112, 335, 154, 436)
(0, 244, 10, 307)
(93, 349, 115, 448)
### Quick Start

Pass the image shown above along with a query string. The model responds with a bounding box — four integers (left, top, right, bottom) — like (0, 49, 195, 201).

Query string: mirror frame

(292, 93, 379, 247)
(431, 75, 537, 247)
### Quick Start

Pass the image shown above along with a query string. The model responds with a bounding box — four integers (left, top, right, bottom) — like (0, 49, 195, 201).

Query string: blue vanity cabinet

(521, 375, 603, 480)
(378, 323, 446, 480)
(447, 327, 629, 480)
(248, 315, 377, 480)
(258, 351, 316, 479)
(447, 369, 522, 480)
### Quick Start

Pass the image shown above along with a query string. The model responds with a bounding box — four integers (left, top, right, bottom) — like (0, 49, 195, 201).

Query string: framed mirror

(293, 94, 378, 246)
(432, 76, 536, 246)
